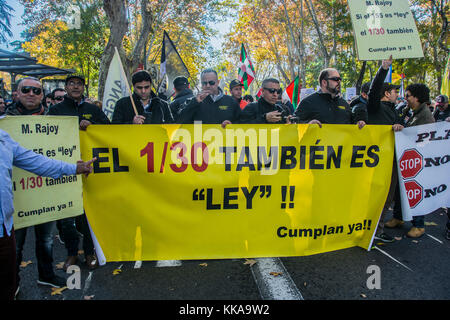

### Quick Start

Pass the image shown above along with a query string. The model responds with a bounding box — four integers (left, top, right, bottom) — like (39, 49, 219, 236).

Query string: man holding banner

(5, 77, 68, 289)
(0, 128, 96, 300)
(365, 56, 404, 243)
(47, 74, 109, 272)
(112, 70, 174, 124)
(240, 78, 292, 124)
(295, 68, 366, 128)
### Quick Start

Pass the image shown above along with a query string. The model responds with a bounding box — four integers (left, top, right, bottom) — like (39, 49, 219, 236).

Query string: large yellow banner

(80, 124, 394, 261)
(0, 116, 84, 229)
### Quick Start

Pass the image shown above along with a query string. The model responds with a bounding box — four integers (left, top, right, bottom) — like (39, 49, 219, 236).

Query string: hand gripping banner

(80, 123, 394, 262)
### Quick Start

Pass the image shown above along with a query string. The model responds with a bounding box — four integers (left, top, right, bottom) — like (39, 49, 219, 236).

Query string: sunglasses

(21, 86, 42, 95)
(263, 87, 283, 95)
(202, 80, 216, 86)
(326, 77, 342, 82)
(54, 96, 64, 101)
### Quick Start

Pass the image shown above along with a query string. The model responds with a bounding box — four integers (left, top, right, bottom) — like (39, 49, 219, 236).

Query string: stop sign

(399, 149, 423, 179)
(404, 180, 423, 208)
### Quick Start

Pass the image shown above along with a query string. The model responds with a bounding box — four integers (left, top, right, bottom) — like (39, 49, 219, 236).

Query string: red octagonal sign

(404, 180, 423, 209)
(399, 149, 423, 179)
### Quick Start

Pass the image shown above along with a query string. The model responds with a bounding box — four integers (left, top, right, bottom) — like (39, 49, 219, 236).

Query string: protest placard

(348, 0, 424, 61)
(395, 122, 450, 221)
(0, 116, 84, 229)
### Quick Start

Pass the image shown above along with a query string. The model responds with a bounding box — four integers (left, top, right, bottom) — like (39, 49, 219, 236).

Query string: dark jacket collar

(381, 99, 396, 109)
(317, 89, 342, 101)
(6, 101, 45, 115)
(259, 97, 275, 108)
(63, 94, 85, 108)
(175, 88, 193, 99)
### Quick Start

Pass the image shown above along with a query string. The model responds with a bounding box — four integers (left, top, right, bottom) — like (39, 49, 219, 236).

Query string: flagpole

(115, 47, 138, 116)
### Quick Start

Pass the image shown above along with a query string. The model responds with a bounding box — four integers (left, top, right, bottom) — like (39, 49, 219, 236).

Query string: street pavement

(14, 208, 450, 301)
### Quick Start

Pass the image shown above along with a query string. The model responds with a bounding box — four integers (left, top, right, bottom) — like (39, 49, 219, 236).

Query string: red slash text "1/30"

(140, 142, 209, 173)
(19, 176, 43, 190)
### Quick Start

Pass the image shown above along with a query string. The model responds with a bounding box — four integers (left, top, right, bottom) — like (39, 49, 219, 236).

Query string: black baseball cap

(435, 94, 449, 106)
(229, 79, 244, 90)
(65, 74, 85, 85)
(173, 76, 189, 88)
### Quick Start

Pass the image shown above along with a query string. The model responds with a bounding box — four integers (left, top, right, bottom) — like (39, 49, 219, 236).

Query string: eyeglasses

(20, 86, 42, 95)
(67, 81, 84, 87)
(54, 96, 64, 101)
(263, 87, 282, 95)
(202, 80, 216, 86)
(326, 77, 342, 82)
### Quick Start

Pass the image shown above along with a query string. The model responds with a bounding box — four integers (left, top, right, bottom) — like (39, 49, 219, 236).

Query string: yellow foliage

(21, 20, 69, 69)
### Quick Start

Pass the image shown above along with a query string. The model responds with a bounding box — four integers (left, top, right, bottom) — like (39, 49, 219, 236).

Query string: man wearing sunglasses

(51, 88, 66, 106)
(240, 78, 293, 124)
(178, 69, 240, 126)
(295, 68, 364, 127)
(5, 77, 46, 116)
(4, 77, 80, 290)
(112, 70, 174, 124)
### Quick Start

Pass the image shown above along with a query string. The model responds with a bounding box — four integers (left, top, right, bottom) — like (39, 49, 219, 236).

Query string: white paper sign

(395, 122, 450, 221)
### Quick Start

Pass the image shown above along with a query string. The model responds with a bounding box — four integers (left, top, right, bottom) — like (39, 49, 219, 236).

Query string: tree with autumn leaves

(19, 0, 234, 98)
(223, 0, 448, 97)
(16, 0, 449, 98)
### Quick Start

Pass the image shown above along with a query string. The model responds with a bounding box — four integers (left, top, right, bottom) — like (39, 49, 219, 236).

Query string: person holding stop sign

(386, 83, 435, 238)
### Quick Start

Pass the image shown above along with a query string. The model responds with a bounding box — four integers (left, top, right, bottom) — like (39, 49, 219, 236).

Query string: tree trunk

(355, 61, 366, 95)
(125, 0, 153, 74)
(98, 0, 128, 101)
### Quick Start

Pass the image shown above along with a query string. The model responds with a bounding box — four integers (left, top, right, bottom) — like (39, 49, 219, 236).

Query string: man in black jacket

(47, 74, 109, 271)
(178, 69, 240, 125)
(47, 75, 110, 128)
(112, 70, 174, 124)
(240, 78, 292, 124)
(6, 77, 68, 289)
(295, 68, 365, 128)
(350, 81, 371, 124)
(366, 56, 405, 243)
(169, 76, 193, 121)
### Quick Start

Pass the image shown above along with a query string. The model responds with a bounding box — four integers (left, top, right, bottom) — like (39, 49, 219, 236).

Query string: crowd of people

(0, 55, 449, 301)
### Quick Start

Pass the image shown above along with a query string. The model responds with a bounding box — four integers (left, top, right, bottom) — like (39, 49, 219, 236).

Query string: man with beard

(295, 68, 365, 127)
